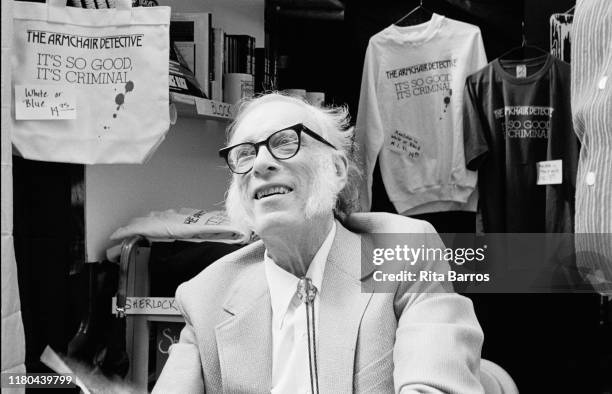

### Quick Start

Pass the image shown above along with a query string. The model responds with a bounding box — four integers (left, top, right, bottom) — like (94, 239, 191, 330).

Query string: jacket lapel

(318, 222, 374, 393)
(215, 250, 273, 394)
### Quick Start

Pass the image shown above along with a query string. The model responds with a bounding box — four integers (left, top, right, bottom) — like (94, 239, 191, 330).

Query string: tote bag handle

(47, 0, 134, 26)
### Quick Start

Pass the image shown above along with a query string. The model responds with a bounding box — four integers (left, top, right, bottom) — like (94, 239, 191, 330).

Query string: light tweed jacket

(153, 213, 484, 394)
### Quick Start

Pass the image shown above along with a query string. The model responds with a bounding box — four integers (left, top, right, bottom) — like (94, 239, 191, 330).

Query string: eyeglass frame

(218, 123, 338, 174)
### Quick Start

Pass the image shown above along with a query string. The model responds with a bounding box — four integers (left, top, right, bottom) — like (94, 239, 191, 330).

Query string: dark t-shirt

(463, 54, 578, 232)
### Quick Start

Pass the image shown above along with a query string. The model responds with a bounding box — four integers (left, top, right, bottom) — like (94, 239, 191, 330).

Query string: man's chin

(253, 212, 300, 235)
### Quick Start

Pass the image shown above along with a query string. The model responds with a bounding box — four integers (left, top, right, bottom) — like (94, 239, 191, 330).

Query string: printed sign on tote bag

(11, 0, 170, 164)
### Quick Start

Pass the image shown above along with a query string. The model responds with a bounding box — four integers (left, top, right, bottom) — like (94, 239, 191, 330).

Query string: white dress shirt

(264, 221, 336, 394)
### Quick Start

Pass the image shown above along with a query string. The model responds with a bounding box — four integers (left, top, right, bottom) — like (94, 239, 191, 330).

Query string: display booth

(2, 0, 611, 393)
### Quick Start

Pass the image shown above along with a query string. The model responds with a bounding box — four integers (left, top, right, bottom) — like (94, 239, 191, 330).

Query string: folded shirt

(109, 208, 251, 244)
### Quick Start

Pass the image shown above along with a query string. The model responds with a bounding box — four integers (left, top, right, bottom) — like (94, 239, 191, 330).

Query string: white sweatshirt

(355, 14, 487, 214)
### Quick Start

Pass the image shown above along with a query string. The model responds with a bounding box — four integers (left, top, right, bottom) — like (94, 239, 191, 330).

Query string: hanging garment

(550, 13, 573, 62)
(463, 54, 579, 233)
(355, 14, 487, 215)
(571, 0, 612, 294)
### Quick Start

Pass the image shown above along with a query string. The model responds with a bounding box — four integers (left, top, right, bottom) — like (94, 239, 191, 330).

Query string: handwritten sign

(195, 97, 234, 120)
(388, 130, 421, 159)
(15, 84, 77, 120)
(111, 297, 180, 315)
(537, 160, 562, 185)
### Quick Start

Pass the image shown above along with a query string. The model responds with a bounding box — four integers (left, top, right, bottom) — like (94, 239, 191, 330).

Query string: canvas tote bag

(11, 0, 171, 164)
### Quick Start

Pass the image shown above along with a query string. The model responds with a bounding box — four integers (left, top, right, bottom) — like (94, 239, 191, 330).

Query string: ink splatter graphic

(439, 89, 453, 120)
(112, 81, 135, 119)
(114, 93, 125, 117)
(115, 93, 125, 106)
(443, 89, 452, 112)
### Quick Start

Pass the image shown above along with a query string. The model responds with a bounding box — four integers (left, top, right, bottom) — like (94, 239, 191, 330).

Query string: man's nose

(252, 145, 280, 176)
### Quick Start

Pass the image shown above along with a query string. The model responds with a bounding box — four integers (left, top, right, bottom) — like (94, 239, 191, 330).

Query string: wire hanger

(394, 0, 433, 27)
(499, 20, 548, 61)
(564, 5, 575, 14)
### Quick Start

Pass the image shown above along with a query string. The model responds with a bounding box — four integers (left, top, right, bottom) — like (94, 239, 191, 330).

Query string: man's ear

(332, 152, 349, 184)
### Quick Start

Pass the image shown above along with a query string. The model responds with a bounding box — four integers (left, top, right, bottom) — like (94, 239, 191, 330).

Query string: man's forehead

(231, 100, 313, 143)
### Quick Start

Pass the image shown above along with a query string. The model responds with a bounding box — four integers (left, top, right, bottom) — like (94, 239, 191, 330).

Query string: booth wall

(85, 119, 230, 262)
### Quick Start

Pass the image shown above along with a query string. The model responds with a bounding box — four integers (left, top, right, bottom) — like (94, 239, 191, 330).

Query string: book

(249, 36, 255, 75)
(170, 13, 212, 98)
(226, 34, 256, 75)
(224, 33, 229, 74)
(211, 27, 225, 101)
(254, 47, 266, 93)
(230, 35, 237, 73)
(169, 41, 207, 98)
(225, 35, 233, 73)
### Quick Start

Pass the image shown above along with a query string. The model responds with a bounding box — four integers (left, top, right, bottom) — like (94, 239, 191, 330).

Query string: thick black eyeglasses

(219, 123, 337, 174)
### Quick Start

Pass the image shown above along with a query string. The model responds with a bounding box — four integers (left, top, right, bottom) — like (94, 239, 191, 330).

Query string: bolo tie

(297, 277, 319, 394)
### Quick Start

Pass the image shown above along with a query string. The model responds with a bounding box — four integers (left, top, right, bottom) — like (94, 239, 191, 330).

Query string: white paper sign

(111, 297, 180, 315)
(387, 129, 422, 159)
(516, 64, 527, 78)
(195, 97, 234, 119)
(15, 84, 77, 120)
(537, 160, 562, 185)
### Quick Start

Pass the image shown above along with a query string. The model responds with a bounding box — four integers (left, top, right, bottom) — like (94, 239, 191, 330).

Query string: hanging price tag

(536, 160, 562, 185)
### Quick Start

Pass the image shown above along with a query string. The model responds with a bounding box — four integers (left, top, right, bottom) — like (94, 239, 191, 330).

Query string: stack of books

(169, 13, 278, 103)
(224, 34, 256, 75)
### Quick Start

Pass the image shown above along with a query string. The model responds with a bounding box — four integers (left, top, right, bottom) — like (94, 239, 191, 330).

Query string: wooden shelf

(170, 92, 235, 121)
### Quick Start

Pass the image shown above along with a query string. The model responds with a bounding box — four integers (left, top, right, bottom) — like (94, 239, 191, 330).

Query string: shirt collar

(264, 221, 336, 329)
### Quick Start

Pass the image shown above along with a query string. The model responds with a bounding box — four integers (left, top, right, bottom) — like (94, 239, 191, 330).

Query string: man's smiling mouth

(254, 186, 294, 200)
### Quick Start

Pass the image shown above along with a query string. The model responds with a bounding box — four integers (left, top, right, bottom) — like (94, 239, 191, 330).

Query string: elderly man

(154, 93, 484, 393)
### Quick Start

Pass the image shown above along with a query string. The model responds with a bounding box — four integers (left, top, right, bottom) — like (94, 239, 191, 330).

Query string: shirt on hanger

(571, 0, 612, 293)
(463, 54, 579, 233)
(355, 13, 487, 215)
